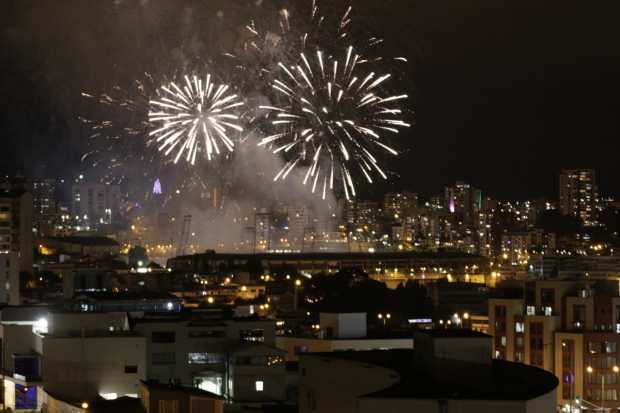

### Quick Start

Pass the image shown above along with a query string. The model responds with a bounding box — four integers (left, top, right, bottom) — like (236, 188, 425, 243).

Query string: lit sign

(408, 318, 432, 324)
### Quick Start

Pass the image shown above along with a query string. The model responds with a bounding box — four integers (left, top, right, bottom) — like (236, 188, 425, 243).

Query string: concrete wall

(276, 336, 414, 362)
(0, 324, 36, 375)
(139, 383, 224, 413)
(357, 391, 556, 413)
(42, 335, 146, 400)
(41, 389, 88, 413)
(232, 345, 286, 402)
(433, 337, 492, 365)
(298, 355, 399, 413)
(523, 315, 559, 373)
(0, 252, 20, 305)
(48, 312, 128, 335)
(319, 313, 367, 339)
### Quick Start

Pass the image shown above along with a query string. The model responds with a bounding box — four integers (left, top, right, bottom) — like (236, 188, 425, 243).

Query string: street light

(294, 279, 301, 311)
(587, 364, 619, 410)
(377, 313, 391, 326)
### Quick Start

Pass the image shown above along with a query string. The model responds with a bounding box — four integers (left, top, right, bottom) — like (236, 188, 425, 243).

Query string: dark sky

(1, 0, 618, 200)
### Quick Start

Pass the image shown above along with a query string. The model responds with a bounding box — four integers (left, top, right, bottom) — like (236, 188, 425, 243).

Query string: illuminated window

(515, 322, 524, 333)
(255, 380, 264, 392)
(188, 352, 225, 365)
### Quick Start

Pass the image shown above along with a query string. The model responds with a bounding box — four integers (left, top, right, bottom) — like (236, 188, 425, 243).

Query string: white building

(1, 307, 145, 409)
(133, 313, 286, 403)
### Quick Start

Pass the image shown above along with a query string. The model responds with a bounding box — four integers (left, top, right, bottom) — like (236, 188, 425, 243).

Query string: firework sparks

(259, 46, 410, 200)
(148, 74, 244, 165)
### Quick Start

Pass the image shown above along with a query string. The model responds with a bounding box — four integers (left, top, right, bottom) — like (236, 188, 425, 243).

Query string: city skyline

(0, 2, 616, 412)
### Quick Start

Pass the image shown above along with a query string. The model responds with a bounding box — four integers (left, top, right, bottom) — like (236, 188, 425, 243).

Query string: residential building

(559, 169, 598, 226)
(0, 189, 34, 274)
(489, 279, 620, 410)
(71, 183, 121, 225)
(1, 307, 145, 410)
(287, 205, 310, 251)
(133, 313, 286, 403)
(444, 181, 482, 226)
(383, 192, 418, 220)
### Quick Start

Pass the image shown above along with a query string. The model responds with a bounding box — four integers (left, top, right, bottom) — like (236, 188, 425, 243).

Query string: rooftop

(418, 329, 490, 339)
(47, 236, 120, 247)
(75, 291, 180, 301)
(141, 380, 224, 400)
(302, 349, 558, 401)
(173, 251, 488, 262)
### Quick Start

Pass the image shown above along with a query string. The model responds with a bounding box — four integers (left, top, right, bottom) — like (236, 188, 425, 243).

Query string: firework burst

(148, 74, 244, 165)
(259, 46, 410, 200)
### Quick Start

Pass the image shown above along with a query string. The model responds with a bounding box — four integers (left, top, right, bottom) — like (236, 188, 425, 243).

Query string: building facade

(559, 169, 598, 226)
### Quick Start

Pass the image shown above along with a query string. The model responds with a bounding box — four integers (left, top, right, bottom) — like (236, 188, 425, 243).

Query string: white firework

(148, 74, 244, 165)
(259, 46, 410, 200)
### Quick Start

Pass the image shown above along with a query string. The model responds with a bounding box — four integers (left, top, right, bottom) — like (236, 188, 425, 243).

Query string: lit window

(526, 306, 535, 316)
(33, 318, 48, 335)
(255, 380, 264, 392)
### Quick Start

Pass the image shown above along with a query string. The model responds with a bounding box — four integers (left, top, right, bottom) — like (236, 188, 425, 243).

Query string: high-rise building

(559, 169, 598, 226)
(71, 183, 121, 225)
(287, 205, 310, 250)
(383, 191, 418, 220)
(32, 178, 58, 236)
(32, 178, 57, 216)
(444, 181, 481, 226)
(0, 189, 33, 274)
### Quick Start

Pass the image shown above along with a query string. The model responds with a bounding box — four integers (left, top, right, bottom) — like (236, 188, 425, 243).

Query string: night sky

(1, 0, 618, 200)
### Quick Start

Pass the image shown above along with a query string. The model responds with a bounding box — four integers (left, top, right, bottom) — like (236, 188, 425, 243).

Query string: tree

(128, 245, 149, 267)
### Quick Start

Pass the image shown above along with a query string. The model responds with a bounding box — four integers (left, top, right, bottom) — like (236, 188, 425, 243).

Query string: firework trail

(259, 45, 410, 200)
(148, 74, 244, 165)
(238, 1, 411, 199)
(80, 70, 241, 204)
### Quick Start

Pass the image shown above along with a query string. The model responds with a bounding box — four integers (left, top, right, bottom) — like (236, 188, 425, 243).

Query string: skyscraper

(444, 181, 481, 226)
(32, 178, 58, 236)
(559, 169, 598, 225)
(32, 178, 57, 216)
(383, 191, 418, 219)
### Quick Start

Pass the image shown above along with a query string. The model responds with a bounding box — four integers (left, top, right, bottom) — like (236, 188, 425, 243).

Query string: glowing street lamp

(377, 313, 391, 326)
(587, 365, 619, 410)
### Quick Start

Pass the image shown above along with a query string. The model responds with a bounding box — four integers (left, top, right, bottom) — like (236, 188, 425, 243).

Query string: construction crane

(176, 214, 192, 256)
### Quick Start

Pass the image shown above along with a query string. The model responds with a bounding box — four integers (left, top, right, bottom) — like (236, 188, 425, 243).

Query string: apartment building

(489, 279, 620, 410)
(133, 313, 286, 403)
